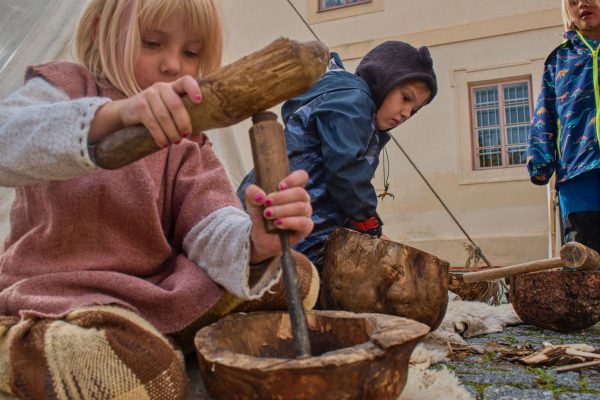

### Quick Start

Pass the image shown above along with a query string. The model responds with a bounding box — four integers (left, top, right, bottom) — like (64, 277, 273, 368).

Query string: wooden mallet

(89, 38, 329, 169)
(461, 242, 599, 283)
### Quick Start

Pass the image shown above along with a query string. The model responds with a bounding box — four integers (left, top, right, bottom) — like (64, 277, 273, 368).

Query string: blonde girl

(0, 1, 317, 398)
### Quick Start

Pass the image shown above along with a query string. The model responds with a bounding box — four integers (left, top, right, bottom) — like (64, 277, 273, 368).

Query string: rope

(377, 147, 395, 200)
(386, 131, 494, 268)
(286, 0, 321, 41)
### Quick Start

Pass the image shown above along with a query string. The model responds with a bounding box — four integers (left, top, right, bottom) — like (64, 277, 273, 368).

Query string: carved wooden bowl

(194, 310, 429, 400)
(321, 228, 449, 330)
(510, 270, 600, 332)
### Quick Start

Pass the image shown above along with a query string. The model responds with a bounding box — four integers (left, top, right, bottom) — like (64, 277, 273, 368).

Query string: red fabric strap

(351, 216, 380, 231)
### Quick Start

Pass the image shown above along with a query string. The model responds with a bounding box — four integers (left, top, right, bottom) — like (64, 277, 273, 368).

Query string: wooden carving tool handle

(462, 258, 563, 283)
(89, 38, 329, 169)
(249, 112, 311, 358)
(462, 242, 599, 283)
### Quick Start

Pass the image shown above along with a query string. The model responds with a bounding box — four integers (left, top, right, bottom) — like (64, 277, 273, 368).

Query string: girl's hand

(245, 170, 313, 264)
(89, 75, 204, 146)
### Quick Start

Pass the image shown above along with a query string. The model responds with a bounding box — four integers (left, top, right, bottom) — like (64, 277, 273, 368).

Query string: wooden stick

(89, 38, 329, 169)
(565, 348, 600, 360)
(560, 242, 600, 271)
(462, 257, 563, 283)
(556, 359, 600, 373)
(462, 242, 600, 283)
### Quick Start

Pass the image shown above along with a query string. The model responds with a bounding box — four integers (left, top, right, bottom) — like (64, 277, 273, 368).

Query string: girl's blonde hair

(75, 0, 223, 97)
(561, 0, 600, 31)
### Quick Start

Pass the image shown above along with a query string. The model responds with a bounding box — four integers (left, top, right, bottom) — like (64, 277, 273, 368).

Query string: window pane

(506, 125, 528, 145)
(477, 128, 501, 147)
(478, 148, 502, 168)
(504, 83, 529, 105)
(507, 145, 527, 165)
(474, 87, 499, 134)
(320, 0, 370, 10)
(320, 0, 344, 10)
(505, 105, 530, 125)
(474, 87, 498, 109)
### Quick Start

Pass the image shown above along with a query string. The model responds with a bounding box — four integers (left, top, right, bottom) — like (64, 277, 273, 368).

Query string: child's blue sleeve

(313, 89, 378, 221)
(527, 62, 558, 185)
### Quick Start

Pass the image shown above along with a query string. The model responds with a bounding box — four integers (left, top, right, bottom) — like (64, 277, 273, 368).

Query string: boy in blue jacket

(528, 0, 600, 254)
(238, 41, 437, 270)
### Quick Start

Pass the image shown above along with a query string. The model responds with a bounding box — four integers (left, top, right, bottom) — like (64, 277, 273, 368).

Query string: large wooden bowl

(321, 228, 449, 330)
(194, 310, 429, 400)
(509, 270, 600, 332)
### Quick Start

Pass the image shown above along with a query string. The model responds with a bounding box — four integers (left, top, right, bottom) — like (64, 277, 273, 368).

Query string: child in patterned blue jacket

(528, 0, 600, 254)
(238, 41, 437, 270)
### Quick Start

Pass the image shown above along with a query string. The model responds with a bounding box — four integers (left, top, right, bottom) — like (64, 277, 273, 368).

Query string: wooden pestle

(462, 242, 599, 283)
(560, 241, 600, 270)
(89, 38, 329, 169)
(249, 112, 311, 358)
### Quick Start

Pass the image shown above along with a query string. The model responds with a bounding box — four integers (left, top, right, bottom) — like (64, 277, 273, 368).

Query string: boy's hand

(245, 170, 313, 264)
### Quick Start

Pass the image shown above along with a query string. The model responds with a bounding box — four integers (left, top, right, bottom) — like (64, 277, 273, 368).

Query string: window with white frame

(319, 0, 371, 11)
(470, 79, 532, 170)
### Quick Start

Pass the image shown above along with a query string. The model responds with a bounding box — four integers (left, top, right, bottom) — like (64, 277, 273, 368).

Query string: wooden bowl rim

(194, 310, 429, 370)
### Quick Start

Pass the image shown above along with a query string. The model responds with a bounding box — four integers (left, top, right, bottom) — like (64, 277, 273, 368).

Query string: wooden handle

(249, 112, 289, 233)
(90, 38, 329, 169)
(560, 242, 600, 271)
(462, 242, 600, 283)
(462, 257, 563, 283)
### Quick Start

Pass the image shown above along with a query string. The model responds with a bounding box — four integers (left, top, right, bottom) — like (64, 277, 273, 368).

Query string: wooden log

(194, 310, 430, 400)
(560, 242, 600, 270)
(321, 228, 449, 330)
(462, 257, 563, 283)
(89, 38, 329, 169)
(509, 270, 600, 332)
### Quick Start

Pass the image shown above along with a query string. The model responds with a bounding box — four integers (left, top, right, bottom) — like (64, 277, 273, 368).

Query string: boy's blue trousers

(558, 169, 600, 262)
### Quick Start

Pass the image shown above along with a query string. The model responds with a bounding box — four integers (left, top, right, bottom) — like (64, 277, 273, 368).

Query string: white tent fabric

(0, 0, 89, 243)
(0, 0, 87, 96)
(0, 1, 248, 243)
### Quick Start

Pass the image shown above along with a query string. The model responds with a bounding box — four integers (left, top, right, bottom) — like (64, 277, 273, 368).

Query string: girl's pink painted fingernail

(275, 219, 283, 226)
(254, 194, 264, 203)
(163, 144, 169, 149)
(182, 132, 191, 138)
(264, 210, 272, 218)
(194, 95, 202, 102)
(265, 199, 273, 207)
(175, 140, 181, 145)
(279, 183, 288, 191)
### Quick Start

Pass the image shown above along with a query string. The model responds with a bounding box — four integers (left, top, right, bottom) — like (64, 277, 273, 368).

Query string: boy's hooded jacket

(238, 54, 387, 263)
(528, 30, 600, 185)
(238, 42, 437, 265)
